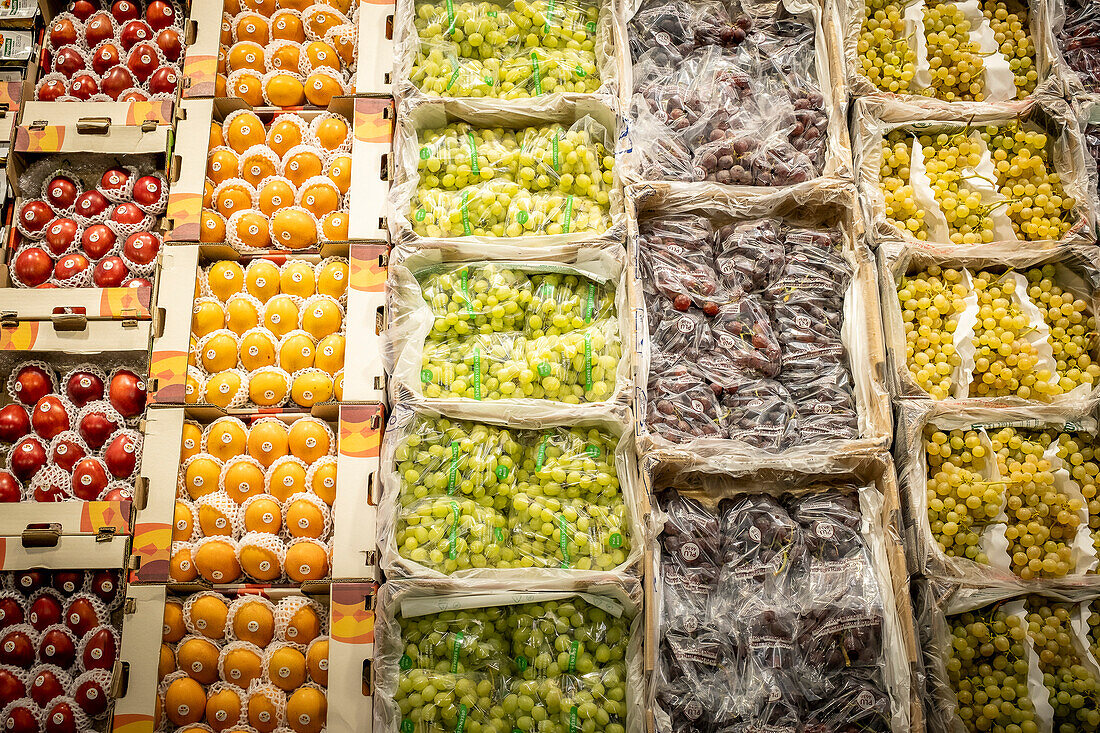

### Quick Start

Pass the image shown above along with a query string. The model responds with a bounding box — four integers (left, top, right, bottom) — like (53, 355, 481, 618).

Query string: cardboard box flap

(343, 243, 387, 402)
(165, 99, 214, 242)
(333, 404, 383, 580)
(353, 0, 394, 95)
(0, 532, 129, 570)
(0, 287, 153, 322)
(348, 97, 393, 242)
(15, 121, 172, 155)
(0, 319, 151, 352)
(180, 0, 224, 99)
(128, 409, 183, 584)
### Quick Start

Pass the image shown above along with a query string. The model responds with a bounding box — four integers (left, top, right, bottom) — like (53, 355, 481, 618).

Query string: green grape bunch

(880, 130, 926, 238)
(969, 270, 1044, 400)
(945, 604, 1038, 733)
(398, 497, 512, 573)
(858, 0, 916, 93)
(1026, 599, 1100, 732)
(923, 132, 997, 244)
(897, 266, 968, 398)
(1025, 266, 1100, 395)
(982, 0, 1037, 98)
(508, 599, 629, 678)
(1088, 607, 1099, 661)
(501, 666, 627, 733)
(396, 671, 511, 733)
(925, 428, 1001, 562)
(399, 609, 511, 674)
(922, 2, 985, 102)
(421, 265, 534, 338)
(1053, 432, 1100, 561)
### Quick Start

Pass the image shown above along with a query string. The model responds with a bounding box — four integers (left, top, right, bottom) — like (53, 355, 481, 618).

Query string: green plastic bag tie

(562, 194, 573, 233)
(447, 440, 459, 495)
(466, 132, 480, 175)
(445, 67, 461, 90)
(531, 51, 542, 94)
(460, 190, 472, 235)
(569, 706, 578, 733)
(559, 514, 569, 568)
(450, 631, 464, 672)
(445, 0, 456, 35)
(456, 704, 468, 733)
(551, 134, 560, 172)
(567, 639, 579, 672)
(584, 282, 595, 323)
(460, 267, 473, 320)
(449, 501, 460, 560)
(584, 333, 592, 391)
(535, 435, 548, 471)
(473, 346, 482, 400)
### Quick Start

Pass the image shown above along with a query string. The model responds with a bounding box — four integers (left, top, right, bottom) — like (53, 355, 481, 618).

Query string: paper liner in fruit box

(852, 95, 1096, 249)
(877, 240, 1100, 406)
(387, 96, 625, 247)
(384, 241, 632, 421)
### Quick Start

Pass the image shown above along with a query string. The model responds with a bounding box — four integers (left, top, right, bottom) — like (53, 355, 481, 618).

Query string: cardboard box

(0, 0, 37, 28)
(146, 242, 386, 409)
(0, 319, 153, 541)
(0, 79, 22, 145)
(2, 120, 174, 321)
(128, 404, 383, 584)
(165, 96, 392, 244)
(111, 581, 377, 733)
(0, 525, 131, 570)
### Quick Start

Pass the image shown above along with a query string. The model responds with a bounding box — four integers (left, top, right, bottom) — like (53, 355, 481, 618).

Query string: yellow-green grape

(898, 266, 967, 399)
(880, 130, 926, 238)
(398, 608, 510, 674)
(498, 47, 600, 98)
(507, 598, 628, 679)
(982, 0, 1037, 98)
(1088, 608, 1099, 660)
(525, 273, 614, 338)
(922, 2, 985, 101)
(421, 265, 533, 338)
(992, 428, 1080, 579)
(412, 45, 500, 96)
(398, 496, 510, 572)
(1025, 265, 1100, 394)
(983, 122, 1077, 241)
(924, 428, 1001, 562)
(517, 124, 612, 198)
(858, 0, 916, 92)
(502, 666, 627, 733)
(396, 671, 510, 733)
(1053, 432, 1100, 563)
(1025, 599, 1100, 732)
(922, 132, 996, 244)
(413, 0, 510, 60)
(946, 605, 1038, 733)
(969, 270, 1044, 399)
(417, 125, 519, 188)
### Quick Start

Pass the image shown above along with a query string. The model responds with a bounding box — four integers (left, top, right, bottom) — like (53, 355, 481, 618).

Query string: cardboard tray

(0, 318, 153, 541)
(165, 96, 392, 244)
(640, 451, 925, 733)
(111, 581, 377, 733)
(146, 242, 387, 409)
(2, 121, 174, 322)
(128, 403, 383, 584)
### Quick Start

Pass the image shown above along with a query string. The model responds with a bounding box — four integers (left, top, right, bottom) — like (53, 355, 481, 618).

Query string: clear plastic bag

(714, 218, 784, 297)
(646, 356, 727, 443)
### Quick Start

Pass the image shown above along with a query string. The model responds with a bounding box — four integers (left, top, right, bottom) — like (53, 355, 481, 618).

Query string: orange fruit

(258, 179, 297, 217)
(239, 330, 278, 372)
(285, 498, 325, 539)
(210, 123, 225, 150)
(173, 500, 196, 542)
(233, 210, 273, 250)
(170, 544, 198, 582)
(233, 13, 268, 43)
(204, 371, 244, 409)
(320, 211, 348, 241)
(225, 0, 241, 14)
(228, 41, 266, 74)
(280, 261, 316, 296)
(206, 687, 243, 733)
(249, 370, 290, 407)
(192, 299, 226, 338)
(188, 595, 229, 640)
(216, 73, 228, 97)
(306, 638, 328, 684)
(288, 418, 330, 462)
(325, 155, 351, 194)
(301, 298, 341, 339)
(313, 116, 348, 151)
(201, 211, 227, 243)
(285, 687, 326, 733)
(165, 677, 206, 726)
(200, 332, 239, 373)
(243, 496, 284, 534)
(267, 459, 307, 501)
(223, 457, 267, 503)
(330, 25, 355, 65)
(248, 421, 289, 467)
(163, 601, 186, 643)
(298, 181, 339, 218)
(204, 179, 215, 209)
(264, 295, 300, 337)
(333, 371, 343, 400)
(246, 260, 282, 300)
(187, 344, 199, 370)
(267, 116, 304, 156)
(320, 0, 351, 14)
(279, 332, 316, 372)
(221, 645, 263, 688)
(240, 151, 279, 188)
(314, 334, 344, 374)
(277, 0, 310, 10)
(232, 599, 276, 647)
(316, 259, 348, 298)
(208, 148, 239, 185)
(304, 72, 343, 107)
(303, 40, 339, 72)
(266, 646, 307, 691)
(218, 46, 228, 74)
(303, 6, 342, 38)
(290, 371, 333, 407)
(239, 541, 283, 582)
(230, 71, 265, 106)
(206, 418, 249, 462)
(240, 0, 275, 15)
(208, 260, 246, 300)
(185, 456, 222, 500)
(309, 459, 336, 505)
(282, 149, 323, 187)
(284, 603, 321, 644)
(271, 10, 305, 41)
(226, 296, 262, 336)
(215, 182, 253, 219)
(269, 41, 302, 71)
(246, 689, 281, 733)
(265, 73, 306, 107)
(194, 538, 242, 583)
(227, 112, 265, 154)
(177, 636, 221, 685)
(181, 422, 203, 462)
(273, 209, 318, 249)
(284, 541, 328, 582)
(159, 643, 176, 680)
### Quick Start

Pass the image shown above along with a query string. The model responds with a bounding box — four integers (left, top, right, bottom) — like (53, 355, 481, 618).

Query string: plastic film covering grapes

(618, 0, 850, 186)
(389, 97, 625, 245)
(392, 0, 621, 100)
(878, 241, 1100, 405)
(853, 96, 1097, 249)
(384, 242, 631, 421)
(897, 400, 1100, 587)
(1048, 0, 1100, 97)
(377, 402, 644, 580)
(644, 456, 915, 733)
(625, 180, 893, 470)
(842, 0, 1059, 101)
(373, 581, 644, 733)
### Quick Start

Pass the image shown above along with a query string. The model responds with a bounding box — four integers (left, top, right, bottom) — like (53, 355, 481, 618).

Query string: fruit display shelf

(626, 179, 892, 466)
